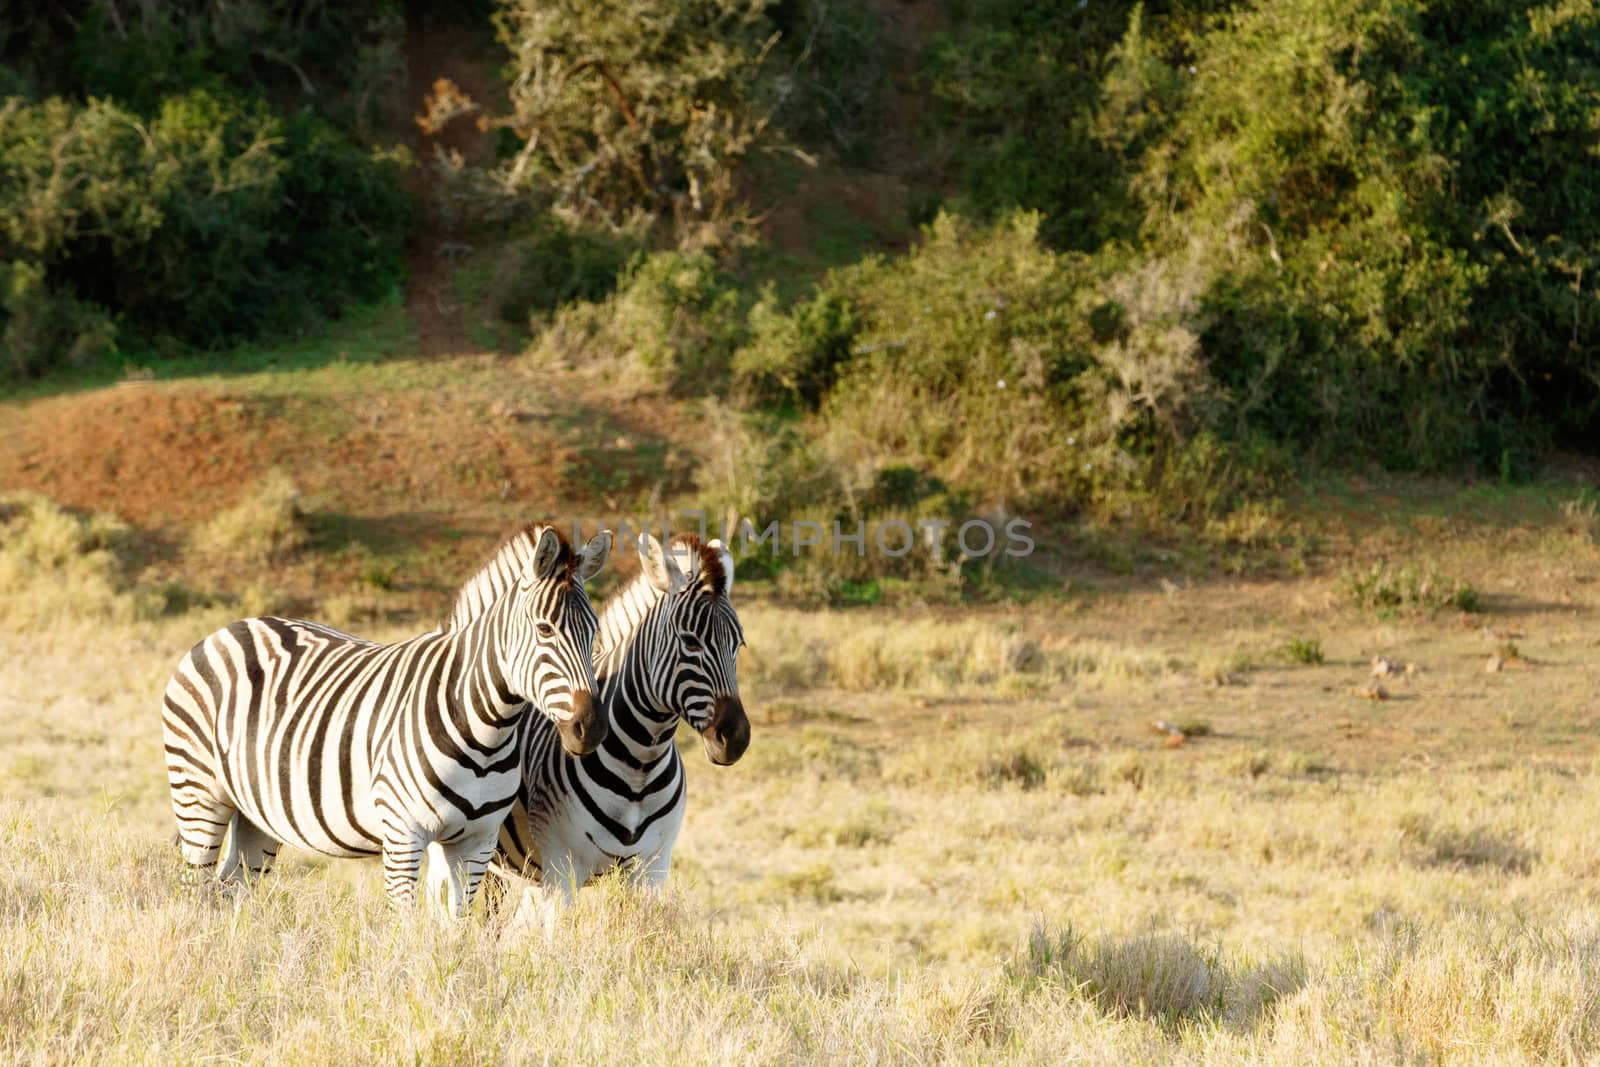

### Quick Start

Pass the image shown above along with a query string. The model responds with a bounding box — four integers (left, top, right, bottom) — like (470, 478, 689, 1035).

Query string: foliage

(730, 211, 1221, 516)
(0, 2, 409, 381)
(1341, 560, 1481, 616)
(537, 249, 749, 394)
(0, 91, 407, 378)
(492, 0, 782, 246)
(0, 494, 143, 624)
(471, 218, 639, 337)
(1133, 0, 1488, 468)
(1281, 636, 1325, 666)
(27, 0, 405, 135)
(923, 0, 1600, 471)
(923, 0, 1155, 250)
(191, 470, 312, 566)
(766, 0, 886, 164)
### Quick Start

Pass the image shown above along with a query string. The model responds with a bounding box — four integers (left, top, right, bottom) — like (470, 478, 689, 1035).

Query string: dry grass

(190, 469, 311, 565)
(741, 608, 1184, 696)
(0, 492, 141, 625)
(5, 490, 1600, 1062)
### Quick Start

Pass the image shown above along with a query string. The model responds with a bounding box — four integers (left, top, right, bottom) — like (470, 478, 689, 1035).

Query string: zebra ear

(530, 526, 565, 581)
(638, 532, 688, 593)
(577, 531, 612, 585)
(708, 538, 735, 597)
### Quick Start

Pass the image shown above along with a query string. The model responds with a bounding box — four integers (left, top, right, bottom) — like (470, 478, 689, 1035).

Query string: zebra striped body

(484, 532, 750, 917)
(161, 524, 610, 912)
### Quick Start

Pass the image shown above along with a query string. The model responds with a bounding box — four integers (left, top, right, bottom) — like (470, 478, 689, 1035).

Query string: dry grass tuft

(1399, 812, 1538, 874)
(741, 609, 1184, 696)
(1018, 924, 1306, 1029)
(0, 493, 143, 625)
(191, 469, 311, 565)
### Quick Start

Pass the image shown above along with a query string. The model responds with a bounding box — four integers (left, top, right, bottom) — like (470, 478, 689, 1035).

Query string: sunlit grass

(6, 489, 1600, 1061)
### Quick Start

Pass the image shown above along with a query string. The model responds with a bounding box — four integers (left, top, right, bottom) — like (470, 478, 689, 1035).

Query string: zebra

(160, 523, 612, 914)
(447, 531, 749, 931)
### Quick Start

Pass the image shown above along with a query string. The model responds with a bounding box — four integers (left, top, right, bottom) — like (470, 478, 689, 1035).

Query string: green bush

(1282, 637, 1325, 666)
(1132, 0, 1487, 467)
(732, 211, 1222, 515)
(920, 0, 1600, 471)
(1112, 0, 1600, 469)
(0, 90, 407, 377)
(64, 0, 405, 134)
(474, 219, 639, 338)
(1341, 561, 1481, 616)
(537, 250, 749, 394)
(1, 262, 117, 378)
(766, 0, 887, 163)
(734, 281, 860, 408)
(923, 0, 1210, 250)
(493, 0, 782, 246)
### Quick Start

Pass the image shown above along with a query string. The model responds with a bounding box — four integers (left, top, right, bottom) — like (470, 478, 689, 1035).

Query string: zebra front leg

(381, 831, 427, 907)
(503, 880, 571, 943)
(219, 815, 281, 886)
(169, 785, 235, 884)
(429, 839, 495, 920)
(633, 848, 673, 895)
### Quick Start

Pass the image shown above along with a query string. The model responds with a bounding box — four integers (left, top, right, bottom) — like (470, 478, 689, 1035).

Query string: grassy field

(4, 466, 1600, 1063)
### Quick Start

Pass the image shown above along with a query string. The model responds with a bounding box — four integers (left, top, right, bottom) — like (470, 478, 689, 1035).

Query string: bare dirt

(0, 358, 700, 554)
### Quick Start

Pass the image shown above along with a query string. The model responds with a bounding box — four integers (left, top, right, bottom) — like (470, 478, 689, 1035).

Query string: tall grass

(0, 493, 141, 625)
(741, 608, 1184, 695)
(4, 809, 1598, 1063)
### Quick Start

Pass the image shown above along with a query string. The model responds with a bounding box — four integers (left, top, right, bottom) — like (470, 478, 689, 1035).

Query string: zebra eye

(680, 632, 703, 653)
(536, 621, 556, 639)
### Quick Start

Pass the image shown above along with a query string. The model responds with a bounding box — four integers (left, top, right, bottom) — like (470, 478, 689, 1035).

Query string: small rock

(489, 400, 530, 421)
(1355, 682, 1389, 700)
(1487, 652, 1528, 672)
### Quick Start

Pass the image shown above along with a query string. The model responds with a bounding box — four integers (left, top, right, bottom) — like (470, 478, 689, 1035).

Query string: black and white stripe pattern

(478, 532, 750, 923)
(160, 524, 611, 913)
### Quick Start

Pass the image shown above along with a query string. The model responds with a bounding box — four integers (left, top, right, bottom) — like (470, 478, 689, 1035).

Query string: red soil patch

(0, 380, 573, 533)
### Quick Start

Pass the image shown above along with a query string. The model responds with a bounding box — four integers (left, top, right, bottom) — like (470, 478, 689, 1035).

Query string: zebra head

(505, 526, 612, 756)
(638, 532, 750, 766)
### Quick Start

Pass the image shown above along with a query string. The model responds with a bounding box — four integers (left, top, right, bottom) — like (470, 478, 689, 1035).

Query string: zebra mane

(674, 533, 729, 598)
(445, 523, 573, 630)
(594, 533, 726, 658)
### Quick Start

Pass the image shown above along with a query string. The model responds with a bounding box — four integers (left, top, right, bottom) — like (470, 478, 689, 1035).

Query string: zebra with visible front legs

(160, 524, 612, 914)
(453, 532, 749, 932)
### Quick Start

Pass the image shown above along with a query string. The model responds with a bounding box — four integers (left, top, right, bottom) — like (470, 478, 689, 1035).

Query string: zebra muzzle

(557, 689, 605, 756)
(701, 695, 750, 766)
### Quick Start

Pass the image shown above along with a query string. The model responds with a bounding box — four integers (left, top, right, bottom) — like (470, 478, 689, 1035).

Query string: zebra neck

(444, 595, 528, 744)
(594, 600, 680, 756)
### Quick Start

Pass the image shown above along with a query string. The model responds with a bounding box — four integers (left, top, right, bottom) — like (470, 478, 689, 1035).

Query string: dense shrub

(732, 212, 1219, 514)
(924, 0, 1600, 470)
(766, 0, 887, 164)
(534, 250, 750, 394)
(492, 0, 782, 247)
(1128, 0, 1490, 467)
(37, 0, 405, 133)
(923, 0, 1225, 251)
(0, 90, 407, 377)
(456, 217, 642, 346)
(0, 1, 409, 380)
